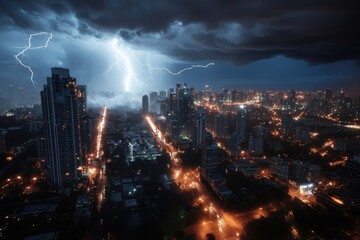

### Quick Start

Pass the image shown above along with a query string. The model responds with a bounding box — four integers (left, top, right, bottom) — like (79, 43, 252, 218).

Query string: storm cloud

(1, 0, 359, 64)
(0, 0, 359, 106)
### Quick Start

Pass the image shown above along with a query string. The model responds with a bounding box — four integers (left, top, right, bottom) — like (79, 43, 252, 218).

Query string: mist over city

(0, 1, 360, 240)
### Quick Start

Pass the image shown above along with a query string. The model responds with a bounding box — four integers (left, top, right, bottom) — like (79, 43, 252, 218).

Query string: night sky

(1, 0, 359, 106)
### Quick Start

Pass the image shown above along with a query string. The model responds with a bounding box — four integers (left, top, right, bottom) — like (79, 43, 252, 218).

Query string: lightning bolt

(14, 32, 53, 85)
(103, 37, 214, 93)
(103, 38, 137, 92)
(144, 55, 214, 75)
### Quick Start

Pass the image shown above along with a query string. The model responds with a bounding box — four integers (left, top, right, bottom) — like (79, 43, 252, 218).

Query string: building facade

(41, 68, 82, 188)
(142, 95, 149, 114)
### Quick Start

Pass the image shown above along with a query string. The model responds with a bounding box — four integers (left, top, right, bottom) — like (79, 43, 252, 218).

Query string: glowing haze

(0, 0, 359, 107)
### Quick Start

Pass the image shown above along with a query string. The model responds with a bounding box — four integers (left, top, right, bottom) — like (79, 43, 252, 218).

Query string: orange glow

(345, 124, 360, 129)
(310, 132, 319, 138)
(330, 196, 344, 205)
(329, 161, 346, 167)
(323, 139, 334, 149)
(96, 107, 107, 158)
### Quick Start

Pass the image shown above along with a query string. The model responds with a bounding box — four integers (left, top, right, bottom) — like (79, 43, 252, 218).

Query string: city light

(330, 196, 344, 205)
(96, 107, 107, 159)
(2, 2, 359, 239)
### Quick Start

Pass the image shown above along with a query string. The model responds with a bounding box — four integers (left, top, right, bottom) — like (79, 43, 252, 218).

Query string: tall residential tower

(41, 68, 82, 188)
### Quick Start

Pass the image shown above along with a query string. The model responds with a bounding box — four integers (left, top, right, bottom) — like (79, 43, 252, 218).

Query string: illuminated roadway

(96, 107, 107, 159)
(145, 116, 278, 239)
(89, 107, 107, 240)
(96, 107, 107, 211)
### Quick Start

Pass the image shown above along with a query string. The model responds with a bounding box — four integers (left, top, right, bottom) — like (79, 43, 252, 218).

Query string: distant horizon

(1, 1, 359, 107)
(0, 82, 358, 112)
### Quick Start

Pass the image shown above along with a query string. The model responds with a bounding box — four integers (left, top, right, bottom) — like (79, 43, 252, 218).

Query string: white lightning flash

(144, 55, 214, 75)
(14, 32, 53, 85)
(103, 37, 214, 93)
(103, 38, 136, 92)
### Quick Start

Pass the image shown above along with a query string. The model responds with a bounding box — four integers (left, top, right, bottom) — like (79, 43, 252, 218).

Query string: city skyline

(1, 1, 360, 107)
(1, 2, 360, 239)
(0, 67, 359, 239)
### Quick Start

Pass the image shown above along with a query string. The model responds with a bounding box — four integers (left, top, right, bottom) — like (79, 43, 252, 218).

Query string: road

(145, 116, 278, 239)
(89, 107, 107, 240)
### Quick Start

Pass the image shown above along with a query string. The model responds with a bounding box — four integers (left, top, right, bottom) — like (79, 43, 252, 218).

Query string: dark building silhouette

(215, 113, 228, 138)
(235, 105, 246, 141)
(142, 95, 149, 114)
(194, 107, 206, 151)
(201, 132, 219, 178)
(176, 83, 194, 137)
(281, 111, 293, 135)
(77, 85, 88, 169)
(149, 91, 158, 113)
(343, 156, 360, 208)
(41, 68, 82, 188)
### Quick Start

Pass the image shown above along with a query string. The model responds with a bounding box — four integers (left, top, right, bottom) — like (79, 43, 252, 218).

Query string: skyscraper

(201, 132, 219, 178)
(149, 91, 158, 113)
(177, 84, 194, 137)
(194, 107, 206, 151)
(281, 111, 293, 135)
(215, 113, 228, 138)
(142, 95, 149, 114)
(159, 90, 167, 100)
(342, 156, 360, 208)
(77, 85, 88, 169)
(248, 135, 264, 155)
(236, 105, 246, 141)
(41, 68, 82, 188)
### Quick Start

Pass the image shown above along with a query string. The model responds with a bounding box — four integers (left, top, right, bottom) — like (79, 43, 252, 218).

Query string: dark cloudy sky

(1, 0, 360, 106)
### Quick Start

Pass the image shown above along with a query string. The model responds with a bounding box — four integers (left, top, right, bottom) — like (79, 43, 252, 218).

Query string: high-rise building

(159, 90, 167, 100)
(177, 84, 194, 137)
(235, 105, 246, 141)
(281, 111, 293, 135)
(77, 85, 88, 168)
(248, 135, 263, 155)
(149, 91, 158, 113)
(160, 100, 167, 116)
(142, 95, 149, 114)
(289, 89, 296, 110)
(229, 133, 241, 157)
(201, 132, 219, 178)
(342, 156, 360, 208)
(168, 89, 177, 115)
(41, 68, 82, 188)
(194, 107, 206, 151)
(215, 113, 228, 137)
